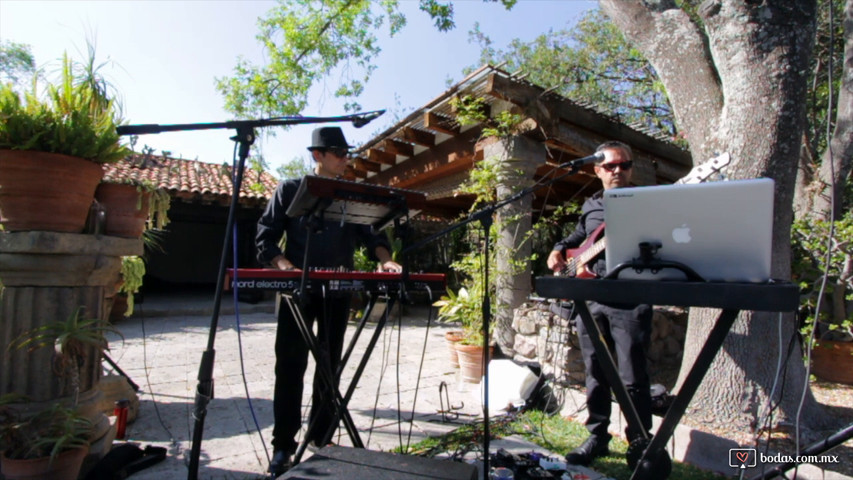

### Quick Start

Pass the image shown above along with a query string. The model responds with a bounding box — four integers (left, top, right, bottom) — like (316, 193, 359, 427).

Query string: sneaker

(565, 434, 611, 466)
(269, 450, 293, 477)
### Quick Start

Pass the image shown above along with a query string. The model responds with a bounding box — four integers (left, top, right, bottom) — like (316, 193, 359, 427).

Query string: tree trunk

(805, 0, 853, 221)
(601, 0, 834, 436)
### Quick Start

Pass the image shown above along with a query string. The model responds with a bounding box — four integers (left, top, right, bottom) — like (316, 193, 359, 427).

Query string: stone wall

(501, 301, 687, 386)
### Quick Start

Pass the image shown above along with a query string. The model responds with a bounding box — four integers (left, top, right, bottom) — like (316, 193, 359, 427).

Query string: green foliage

(277, 155, 314, 179)
(216, 0, 515, 119)
(467, 9, 677, 140)
(353, 246, 376, 272)
(7, 307, 121, 363)
(451, 95, 524, 139)
(119, 256, 146, 317)
(216, 0, 394, 117)
(0, 40, 35, 85)
(0, 396, 92, 462)
(0, 51, 130, 163)
(7, 307, 123, 405)
(457, 152, 500, 209)
(791, 211, 853, 341)
(146, 189, 171, 231)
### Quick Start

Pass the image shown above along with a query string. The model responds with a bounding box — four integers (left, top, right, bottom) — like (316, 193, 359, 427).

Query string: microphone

(351, 109, 385, 128)
(557, 151, 605, 169)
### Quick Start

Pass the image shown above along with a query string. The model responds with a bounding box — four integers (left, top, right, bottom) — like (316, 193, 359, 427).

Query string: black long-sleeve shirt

(256, 177, 390, 269)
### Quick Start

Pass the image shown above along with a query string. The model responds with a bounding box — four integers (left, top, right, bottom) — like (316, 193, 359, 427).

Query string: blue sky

(1, 0, 596, 175)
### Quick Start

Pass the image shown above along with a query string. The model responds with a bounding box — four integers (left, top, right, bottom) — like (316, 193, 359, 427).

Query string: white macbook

(603, 178, 774, 282)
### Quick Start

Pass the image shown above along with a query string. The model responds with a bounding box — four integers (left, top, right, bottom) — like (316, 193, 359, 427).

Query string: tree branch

(599, 0, 722, 161)
(811, 0, 853, 220)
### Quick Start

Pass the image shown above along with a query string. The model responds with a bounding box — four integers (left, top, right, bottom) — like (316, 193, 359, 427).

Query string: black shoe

(269, 450, 293, 477)
(565, 435, 611, 466)
(306, 439, 335, 453)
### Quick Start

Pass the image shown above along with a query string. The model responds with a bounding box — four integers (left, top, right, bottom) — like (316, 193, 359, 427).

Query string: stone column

(483, 136, 544, 353)
(0, 231, 142, 462)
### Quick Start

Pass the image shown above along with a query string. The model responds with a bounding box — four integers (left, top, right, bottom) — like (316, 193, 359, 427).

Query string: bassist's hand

(547, 250, 566, 273)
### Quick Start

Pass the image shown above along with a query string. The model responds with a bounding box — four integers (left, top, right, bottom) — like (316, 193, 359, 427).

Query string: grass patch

(394, 410, 725, 480)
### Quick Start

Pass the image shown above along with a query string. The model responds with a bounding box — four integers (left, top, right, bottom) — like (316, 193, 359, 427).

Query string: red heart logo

(736, 451, 748, 464)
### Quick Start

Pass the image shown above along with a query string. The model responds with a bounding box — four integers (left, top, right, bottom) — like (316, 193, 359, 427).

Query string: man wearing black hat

(256, 126, 401, 476)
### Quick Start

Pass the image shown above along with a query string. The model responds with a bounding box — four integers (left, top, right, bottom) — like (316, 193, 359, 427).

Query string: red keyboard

(225, 268, 446, 294)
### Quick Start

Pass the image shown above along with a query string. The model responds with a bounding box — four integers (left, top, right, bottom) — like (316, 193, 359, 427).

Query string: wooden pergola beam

(424, 111, 460, 136)
(353, 157, 381, 173)
(401, 127, 435, 147)
(368, 148, 396, 166)
(383, 139, 414, 157)
(485, 72, 691, 168)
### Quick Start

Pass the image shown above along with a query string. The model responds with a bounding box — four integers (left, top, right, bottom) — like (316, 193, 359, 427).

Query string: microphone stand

(116, 110, 385, 480)
(400, 156, 595, 480)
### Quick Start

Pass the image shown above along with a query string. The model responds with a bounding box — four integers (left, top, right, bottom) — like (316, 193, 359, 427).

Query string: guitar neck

(570, 237, 606, 269)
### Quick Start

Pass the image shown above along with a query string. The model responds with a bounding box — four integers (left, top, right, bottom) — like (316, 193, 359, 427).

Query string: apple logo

(672, 224, 692, 243)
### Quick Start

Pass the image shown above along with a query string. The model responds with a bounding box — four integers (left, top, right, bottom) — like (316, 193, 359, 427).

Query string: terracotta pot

(1, 446, 88, 480)
(109, 293, 129, 322)
(95, 183, 151, 238)
(811, 340, 853, 385)
(455, 343, 494, 384)
(445, 331, 463, 368)
(0, 150, 104, 232)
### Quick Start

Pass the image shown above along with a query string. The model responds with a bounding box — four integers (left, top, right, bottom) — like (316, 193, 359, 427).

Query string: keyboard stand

(535, 276, 798, 480)
(283, 291, 398, 464)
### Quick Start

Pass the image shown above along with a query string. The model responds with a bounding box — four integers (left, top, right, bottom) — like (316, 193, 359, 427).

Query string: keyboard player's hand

(378, 260, 402, 273)
(272, 255, 301, 271)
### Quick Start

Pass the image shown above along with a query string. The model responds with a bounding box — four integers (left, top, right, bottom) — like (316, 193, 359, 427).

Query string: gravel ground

(649, 363, 853, 478)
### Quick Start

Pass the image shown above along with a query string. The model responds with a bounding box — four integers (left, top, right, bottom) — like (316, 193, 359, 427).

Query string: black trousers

(576, 301, 653, 441)
(271, 293, 351, 452)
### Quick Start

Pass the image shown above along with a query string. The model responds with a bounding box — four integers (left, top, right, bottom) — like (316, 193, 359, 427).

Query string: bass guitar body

(560, 223, 606, 279)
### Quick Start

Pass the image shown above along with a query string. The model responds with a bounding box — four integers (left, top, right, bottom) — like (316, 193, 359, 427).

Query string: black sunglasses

(599, 161, 633, 172)
(325, 147, 350, 158)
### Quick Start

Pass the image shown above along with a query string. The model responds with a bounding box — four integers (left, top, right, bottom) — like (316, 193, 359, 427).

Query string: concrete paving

(102, 291, 852, 480)
(104, 293, 489, 479)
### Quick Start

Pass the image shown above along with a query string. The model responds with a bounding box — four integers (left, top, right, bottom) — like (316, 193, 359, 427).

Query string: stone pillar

(0, 231, 142, 463)
(484, 136, 545, 353)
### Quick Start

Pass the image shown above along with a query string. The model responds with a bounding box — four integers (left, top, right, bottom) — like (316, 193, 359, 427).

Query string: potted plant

(0, 394, 93, 480)
(0, 49, 131, 233)
(792, 212, 853, 384)
(7, 307, 123, 401)
(95, 178, 171, 238)
(435, 245, 496, 383)
(2, 306, 120, 479)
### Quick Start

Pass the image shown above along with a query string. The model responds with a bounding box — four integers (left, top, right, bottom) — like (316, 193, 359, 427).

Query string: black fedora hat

(307, 126, 353, 151)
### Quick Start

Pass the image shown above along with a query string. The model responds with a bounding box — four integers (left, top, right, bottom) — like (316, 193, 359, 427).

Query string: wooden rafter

(401, 127, 435, 147)
(383, 139, 414, 157)
(368, 148, 396, 166)
(353, 157, 381, 173)
(424, 111, 460, 136)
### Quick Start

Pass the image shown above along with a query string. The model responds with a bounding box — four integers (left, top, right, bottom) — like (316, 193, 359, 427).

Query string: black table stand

(283, 290, 398, 464)
(535, 258, 799, 480)
(283, 178, 414, 466)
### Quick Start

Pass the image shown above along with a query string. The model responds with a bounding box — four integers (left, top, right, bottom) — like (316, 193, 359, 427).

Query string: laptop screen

(603, 178, 774, 283)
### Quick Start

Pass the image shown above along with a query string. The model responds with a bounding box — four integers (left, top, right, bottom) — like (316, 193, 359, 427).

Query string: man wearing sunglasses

(546, 141, 653, 467)
(256, 126, 401, 476)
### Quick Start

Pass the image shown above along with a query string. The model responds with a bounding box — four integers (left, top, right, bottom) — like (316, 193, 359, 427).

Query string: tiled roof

(102, 153, 278, 206)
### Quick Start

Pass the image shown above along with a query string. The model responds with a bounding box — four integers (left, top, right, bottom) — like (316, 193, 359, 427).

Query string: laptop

(603, 178, 774, 282)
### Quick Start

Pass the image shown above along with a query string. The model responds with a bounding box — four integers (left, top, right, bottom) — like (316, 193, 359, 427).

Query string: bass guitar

(558, 222, 606, 278)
